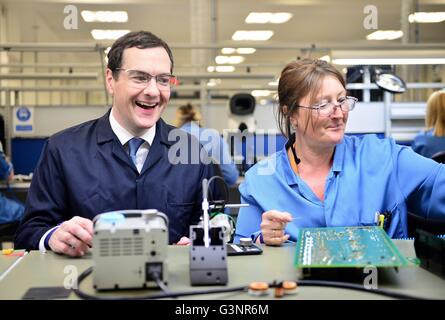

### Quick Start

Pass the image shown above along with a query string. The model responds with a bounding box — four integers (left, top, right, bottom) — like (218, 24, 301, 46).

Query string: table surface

(0, 250, 26, 281)
(0, 241, 444, 300)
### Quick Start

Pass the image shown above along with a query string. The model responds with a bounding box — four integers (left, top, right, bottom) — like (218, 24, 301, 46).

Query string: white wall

(345, 102, 385, 133)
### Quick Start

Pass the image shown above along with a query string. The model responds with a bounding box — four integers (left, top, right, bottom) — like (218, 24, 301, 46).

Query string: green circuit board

(294, 226, 410, 269)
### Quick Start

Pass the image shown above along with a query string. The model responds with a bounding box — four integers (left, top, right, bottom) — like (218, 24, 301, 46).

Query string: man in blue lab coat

(15, 31, 219, 256)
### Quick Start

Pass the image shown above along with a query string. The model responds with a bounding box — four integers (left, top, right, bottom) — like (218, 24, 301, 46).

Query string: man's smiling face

(106, 46, 172, 136)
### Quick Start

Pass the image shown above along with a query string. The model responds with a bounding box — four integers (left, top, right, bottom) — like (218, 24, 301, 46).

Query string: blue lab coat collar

(281, 133, 345, 186)
(96, 108, 175, 147)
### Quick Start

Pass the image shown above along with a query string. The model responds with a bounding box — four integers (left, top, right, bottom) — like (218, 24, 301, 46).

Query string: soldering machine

(92, 209, 169, 290)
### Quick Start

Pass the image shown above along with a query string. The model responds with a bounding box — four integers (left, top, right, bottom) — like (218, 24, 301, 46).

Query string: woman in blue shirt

(175, 103, 239, 186)
(235, 59, 445, 245)
(412, 90, 445, 158)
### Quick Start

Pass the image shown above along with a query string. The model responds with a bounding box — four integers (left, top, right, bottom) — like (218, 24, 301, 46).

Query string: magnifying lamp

(375, 70, 407, 94)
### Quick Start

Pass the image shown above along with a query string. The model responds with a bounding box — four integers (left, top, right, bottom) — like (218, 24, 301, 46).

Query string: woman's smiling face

(291, 76, 349, 148)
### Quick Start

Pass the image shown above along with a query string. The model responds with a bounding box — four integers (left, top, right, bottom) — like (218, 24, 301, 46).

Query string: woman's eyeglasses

(296, 96, 358, 117)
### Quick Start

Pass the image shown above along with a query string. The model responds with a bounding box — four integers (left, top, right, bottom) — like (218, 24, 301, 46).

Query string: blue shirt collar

(332, 139, 345, 174)
(280, 134, 346, 186)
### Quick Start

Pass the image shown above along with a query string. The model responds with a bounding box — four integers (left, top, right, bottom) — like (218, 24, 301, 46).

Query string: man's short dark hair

(107, 31, 174, 78)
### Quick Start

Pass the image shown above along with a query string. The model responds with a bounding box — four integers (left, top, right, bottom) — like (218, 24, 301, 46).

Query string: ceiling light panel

(215, 56, 245, 64)
(91, 29, 130, 40)
(236, 48, 256, 54)
(251, 90, 273, 97)
(221, 48, 236, 54)
(221, 48, 256, 54)
(408, 12, 445, 23)
(366, 30, 404, 40)
(81, 11, 128, 23)
(207, 66, 235, 72)
(232, 30, 274, 41)
(319, 55, 331, 62)
(245, 12, 292, 24)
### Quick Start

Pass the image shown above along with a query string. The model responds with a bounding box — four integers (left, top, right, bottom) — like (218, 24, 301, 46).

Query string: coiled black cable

(72, 266, 247, 300)
(72, 266, 429, 300)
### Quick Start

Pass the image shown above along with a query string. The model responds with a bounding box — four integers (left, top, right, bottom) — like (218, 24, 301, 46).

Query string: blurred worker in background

(175, 103, 239, 186)
(0, 142, 24, 225)
(412, 90, 445, 159)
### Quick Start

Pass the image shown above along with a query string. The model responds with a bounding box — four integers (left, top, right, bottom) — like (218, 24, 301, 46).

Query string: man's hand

(175, 236, 191, 245)
(260, 210, 292, 246)
(48, 216, 93, 257)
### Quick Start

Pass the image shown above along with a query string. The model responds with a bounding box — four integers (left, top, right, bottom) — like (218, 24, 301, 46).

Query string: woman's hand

(260, 210, 292, 246)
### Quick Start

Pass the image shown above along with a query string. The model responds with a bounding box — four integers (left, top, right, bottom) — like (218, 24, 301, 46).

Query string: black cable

(151, 271, 171, 295)
(290, 143, 301, 165)
(73, 266, 430, 300)
(297, 279, 428, 300)
(206, 175, 229, 204)
(72, 266, 247, 300)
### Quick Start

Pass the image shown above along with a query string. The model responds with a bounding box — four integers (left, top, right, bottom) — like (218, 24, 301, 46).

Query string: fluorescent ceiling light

(221, 48, 256, 54)
(245, 12, 292, 24)
(332, 58, 445, 65)
(207, 78, 221, 87)
(91, 29, 130, 40)
(319, 55, 331, 63)
(221, 48, 236, 54)
(81, 11, 128, 23)
(409, 12, 445, 23)
(268, 79, 279, 86)
(236, 48, 256, 54)
(207, 66, 235, 72)
(215, 66, 235, 72)
(270, 13, 293, 24)
(215, 55, 245, 64)
(251, 90, 273, 97)
(366, 30, 403, 40)
(232, 30, 274, 41)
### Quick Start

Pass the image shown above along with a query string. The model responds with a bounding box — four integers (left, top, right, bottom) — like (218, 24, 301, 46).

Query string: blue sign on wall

(16, 107, 31, 121)
(14, 106, 34, 134)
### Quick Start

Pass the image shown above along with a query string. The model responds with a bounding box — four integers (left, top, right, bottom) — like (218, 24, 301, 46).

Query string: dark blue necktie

(128, 137, 145, 166)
